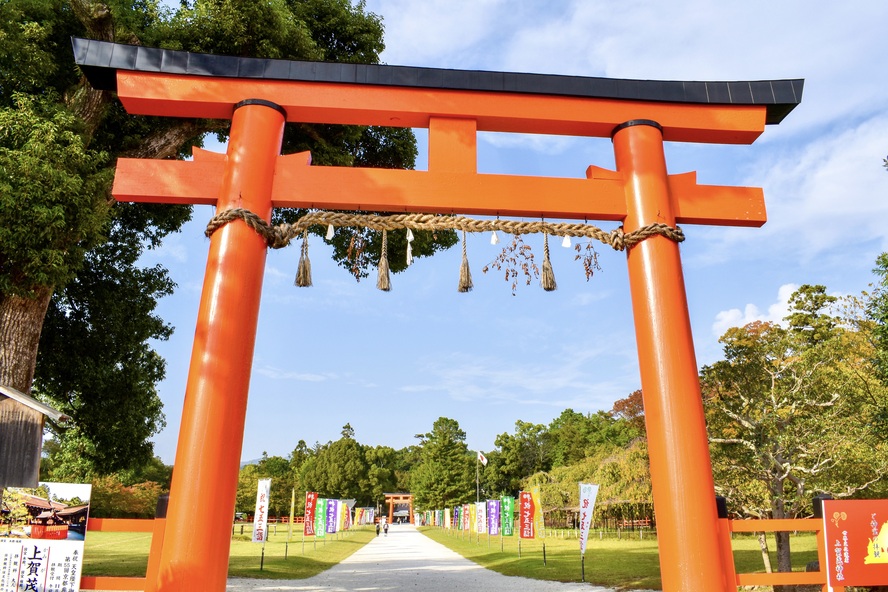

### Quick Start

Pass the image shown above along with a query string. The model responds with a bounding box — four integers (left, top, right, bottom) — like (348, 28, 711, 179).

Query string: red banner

(822, 499, 888, 587)
(304, 491, 318, 536)
(519, 491, 535, 539)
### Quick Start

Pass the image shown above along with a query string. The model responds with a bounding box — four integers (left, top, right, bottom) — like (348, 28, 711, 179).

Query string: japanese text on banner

(252, 479, 271, 543)
(578, 483, 599, 555)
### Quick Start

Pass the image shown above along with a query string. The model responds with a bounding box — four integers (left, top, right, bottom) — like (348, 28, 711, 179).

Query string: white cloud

(399, 345, 636, 410)
(365, 0, 510, 68)
(711, 283, 798, 337)
(697, 112, 888, 264)
(254, 365, 332, 382)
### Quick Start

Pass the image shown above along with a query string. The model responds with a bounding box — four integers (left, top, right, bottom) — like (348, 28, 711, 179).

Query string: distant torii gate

(384, 493, 414, 525)
(73, 38, 801, 592)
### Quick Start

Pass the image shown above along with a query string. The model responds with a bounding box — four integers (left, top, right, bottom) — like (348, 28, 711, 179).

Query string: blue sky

(141, 0, 888, 464)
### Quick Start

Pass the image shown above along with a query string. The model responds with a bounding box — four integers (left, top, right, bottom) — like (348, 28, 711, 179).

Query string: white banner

(579, 483, 599, 555)
(476, 502, 486, 534)
(252, 479, 271, 543)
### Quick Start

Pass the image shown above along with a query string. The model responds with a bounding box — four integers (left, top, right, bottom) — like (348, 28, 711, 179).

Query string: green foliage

(701, 284, 888, 572)
(88, 474, 164, 518)
(410, 417, 474, 509)
(0, 0, 443, 483)
(299, 425, 370, 504)
(869, 252, 888, 385)
(0, 93, 109, 296)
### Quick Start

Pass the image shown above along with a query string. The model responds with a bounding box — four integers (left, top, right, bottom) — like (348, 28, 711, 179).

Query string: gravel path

(226, 523, 655, 592)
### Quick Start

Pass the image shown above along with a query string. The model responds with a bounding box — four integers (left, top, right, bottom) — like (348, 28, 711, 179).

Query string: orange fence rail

(80, 518, 165, 592)
(718, 517, 842, 592)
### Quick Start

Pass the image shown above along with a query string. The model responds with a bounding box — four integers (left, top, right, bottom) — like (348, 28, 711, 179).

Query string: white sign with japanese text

(1, 482, 91, 592)
(579, 483, 599, 555)
(252, 479, 271, 543)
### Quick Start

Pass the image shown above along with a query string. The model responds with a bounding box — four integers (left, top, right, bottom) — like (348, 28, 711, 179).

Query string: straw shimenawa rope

(204, 209, 685, 252)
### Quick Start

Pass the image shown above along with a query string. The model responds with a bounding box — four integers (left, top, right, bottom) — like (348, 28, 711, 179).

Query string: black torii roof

(72, 37, 802, 125)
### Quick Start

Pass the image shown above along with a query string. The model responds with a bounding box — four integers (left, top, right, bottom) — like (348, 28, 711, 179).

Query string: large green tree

(1, 0, 453, 479)
(299, 424, 370, 504)
(701, 285, 888, 578)
(410, 417, 474, 509)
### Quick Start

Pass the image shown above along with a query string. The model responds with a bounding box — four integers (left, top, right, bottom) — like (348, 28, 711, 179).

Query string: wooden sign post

(73, 38, 802, 592)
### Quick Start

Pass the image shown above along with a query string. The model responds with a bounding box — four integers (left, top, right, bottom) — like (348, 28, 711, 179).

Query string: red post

(613, 120, 730, 592)
(150, 100, 285, 592)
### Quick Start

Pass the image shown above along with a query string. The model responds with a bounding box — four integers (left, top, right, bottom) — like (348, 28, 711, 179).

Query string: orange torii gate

(73, 38, 801, 592)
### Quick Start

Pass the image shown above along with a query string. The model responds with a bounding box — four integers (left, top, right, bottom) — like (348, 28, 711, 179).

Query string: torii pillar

(73, 38, 801, 592)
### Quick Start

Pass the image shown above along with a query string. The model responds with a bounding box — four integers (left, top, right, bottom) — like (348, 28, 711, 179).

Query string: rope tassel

(458, 230, 473, 292)
(377, 229, 391, 291)
(541, 233, 557, 291)
(295, 229, 312, 287)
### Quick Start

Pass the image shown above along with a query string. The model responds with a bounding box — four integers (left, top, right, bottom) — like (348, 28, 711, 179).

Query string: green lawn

(82, 524, 821, 590)
(418, 527, 821, 591)
(82, 526, 375, 580)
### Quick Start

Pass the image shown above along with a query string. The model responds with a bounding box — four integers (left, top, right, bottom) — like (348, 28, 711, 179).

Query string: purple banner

(488, 499, 501, 535)
(326, 499, 338, 534)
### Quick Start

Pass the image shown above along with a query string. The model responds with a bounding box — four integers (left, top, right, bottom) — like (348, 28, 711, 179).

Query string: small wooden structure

(0, 385, 69, 487)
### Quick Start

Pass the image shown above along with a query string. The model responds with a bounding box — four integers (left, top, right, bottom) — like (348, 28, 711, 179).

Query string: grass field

(418, 527, 821, 591)
(82, 524, 821, 590)
(82, 526, 376, 580)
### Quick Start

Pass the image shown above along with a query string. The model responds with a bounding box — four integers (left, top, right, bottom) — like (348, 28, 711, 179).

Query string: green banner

(501, 496, 514, 536)
(315, 498, 327, 538)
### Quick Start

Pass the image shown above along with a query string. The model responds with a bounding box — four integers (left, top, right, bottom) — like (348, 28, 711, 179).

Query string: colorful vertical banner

(578, 483, 599, 555)
(0, 482, 92, 592)
(501, 496, 515, 536)
(463, 505, 471, 531)
(252, 478, 271, 543)
(454, 506, 462, 530)
(445, 508, 452, 528)
(475, 502, 486, 534)
(303, 492, 318, 536)
(326, 499, 339, 534)
(822, 499, 888, 588)
(519, 491, 535, 539)
(314, 498, 327, 539)
(487, 499, 501, 536)
(531, 486, 544, 538)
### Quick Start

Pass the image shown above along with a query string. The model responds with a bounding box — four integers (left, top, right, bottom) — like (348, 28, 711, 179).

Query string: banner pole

(582, 554, 585, 582)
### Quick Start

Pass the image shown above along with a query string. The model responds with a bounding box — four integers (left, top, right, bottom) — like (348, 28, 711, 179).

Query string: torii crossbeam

(73, 38, 801, 592)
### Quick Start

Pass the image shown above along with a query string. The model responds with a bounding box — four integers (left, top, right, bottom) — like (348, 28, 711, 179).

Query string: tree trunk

(770, 479, 796, 592)
(757, 532, 773, 573)
(0, 286, 53, 392)
(774, 529, 794, 592)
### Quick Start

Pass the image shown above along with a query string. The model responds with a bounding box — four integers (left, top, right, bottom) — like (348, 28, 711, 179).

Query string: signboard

(578, 483, 599, 555)
(0, 482, 92, 592)
(303, 492, 317, 536)
(251, 479, 271, 543)
(822, 499, 888, 589)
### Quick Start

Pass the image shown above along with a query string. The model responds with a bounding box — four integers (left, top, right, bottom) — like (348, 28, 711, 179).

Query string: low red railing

(718, 517, 841, 592)
(80, 518, 165, 591)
